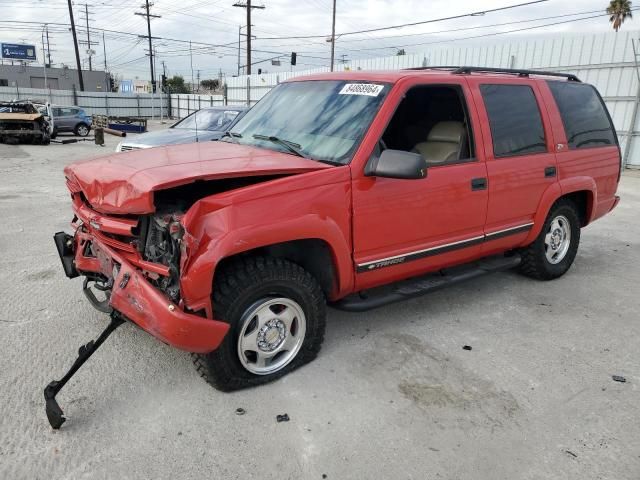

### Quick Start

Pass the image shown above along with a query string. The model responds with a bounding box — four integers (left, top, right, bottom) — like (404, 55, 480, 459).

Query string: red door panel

(350, 78, 489, 291)
(467, 78, 559, 255)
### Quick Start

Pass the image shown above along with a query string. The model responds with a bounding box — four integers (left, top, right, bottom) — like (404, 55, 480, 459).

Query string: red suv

(54, 66, 621, 396)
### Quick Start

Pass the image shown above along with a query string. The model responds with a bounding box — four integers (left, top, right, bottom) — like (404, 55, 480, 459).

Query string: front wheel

(519, 199, 581, 280)
(192, 257, 326, 391)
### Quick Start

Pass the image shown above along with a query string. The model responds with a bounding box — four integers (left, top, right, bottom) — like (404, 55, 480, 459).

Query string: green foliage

(200, 79, 221, 91)
(607, 0, 633, 31)
(165, 75, 191, 94)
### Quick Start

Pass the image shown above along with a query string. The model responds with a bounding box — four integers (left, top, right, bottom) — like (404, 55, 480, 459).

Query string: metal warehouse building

(226, 30, 640, 169)
(0, 64, 108, 92)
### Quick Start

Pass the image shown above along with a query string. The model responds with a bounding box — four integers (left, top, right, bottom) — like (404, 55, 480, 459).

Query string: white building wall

(226, 30, 640, 167)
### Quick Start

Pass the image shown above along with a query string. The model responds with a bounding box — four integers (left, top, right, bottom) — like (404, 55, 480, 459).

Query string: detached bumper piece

(44, 313, 125, 429)
(53, 232, 79, 278)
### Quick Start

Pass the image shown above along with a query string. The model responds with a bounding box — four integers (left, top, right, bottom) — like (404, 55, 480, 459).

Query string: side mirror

(366, 149, 427, 179)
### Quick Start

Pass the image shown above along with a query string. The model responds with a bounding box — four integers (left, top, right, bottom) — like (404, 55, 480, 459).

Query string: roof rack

(452, 66, 581, 82)
(403, 66, 461, 71)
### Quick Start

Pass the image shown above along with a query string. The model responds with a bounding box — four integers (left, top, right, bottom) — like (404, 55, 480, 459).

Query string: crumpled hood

(65, 141, 330, 214)
(124, 127, 223, 147)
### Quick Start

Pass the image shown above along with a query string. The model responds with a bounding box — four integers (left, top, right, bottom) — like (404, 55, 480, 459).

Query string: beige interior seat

(413, 121, 465, 165)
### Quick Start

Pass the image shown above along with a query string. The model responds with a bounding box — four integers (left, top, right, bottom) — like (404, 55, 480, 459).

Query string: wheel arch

(214, 238, 342, 300)
(523, 178, 596, 244)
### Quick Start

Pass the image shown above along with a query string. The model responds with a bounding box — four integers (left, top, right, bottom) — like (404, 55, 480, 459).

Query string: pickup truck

(52, 66, 621, 404)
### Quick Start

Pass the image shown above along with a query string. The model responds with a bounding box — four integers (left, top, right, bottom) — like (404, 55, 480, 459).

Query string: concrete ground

(0, 124, 639, 480)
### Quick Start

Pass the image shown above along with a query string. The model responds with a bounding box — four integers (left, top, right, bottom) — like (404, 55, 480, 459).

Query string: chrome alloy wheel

(237, 298, 307, 375)
(76, 124, 89, 136)
(544, 215, 571, 264)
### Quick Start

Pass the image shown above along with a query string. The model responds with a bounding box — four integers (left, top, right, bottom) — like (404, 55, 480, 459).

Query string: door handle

(471, 177, 487, 191)
(545, 166, 557, 178)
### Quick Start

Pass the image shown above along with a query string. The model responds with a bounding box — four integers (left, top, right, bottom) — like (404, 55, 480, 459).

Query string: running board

(333, 254, 521, 312)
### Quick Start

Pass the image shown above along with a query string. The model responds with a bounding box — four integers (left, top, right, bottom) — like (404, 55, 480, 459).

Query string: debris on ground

(462, 345, 472, 351)
(564, 450, 578, 458)
(276, 413, 290, 422)
(612, 375, 627, 383)
(235, 408, 246, 415)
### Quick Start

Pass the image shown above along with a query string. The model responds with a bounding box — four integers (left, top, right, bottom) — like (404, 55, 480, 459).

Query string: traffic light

(161, 74, 167, 92)
(290, 52, 297, 66)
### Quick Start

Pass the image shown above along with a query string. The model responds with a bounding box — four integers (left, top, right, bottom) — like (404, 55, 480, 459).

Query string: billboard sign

(1, 43, 37, 61)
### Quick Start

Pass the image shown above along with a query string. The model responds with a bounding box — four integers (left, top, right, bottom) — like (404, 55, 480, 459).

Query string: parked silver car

(116, 106, 248, 152)
(51, 105, 92, 138)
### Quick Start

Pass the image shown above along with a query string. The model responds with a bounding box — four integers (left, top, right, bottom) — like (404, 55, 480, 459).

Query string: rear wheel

(75, 123, 90, 137)
(192, 256, 326, 391)
(519, 199, 581, 280)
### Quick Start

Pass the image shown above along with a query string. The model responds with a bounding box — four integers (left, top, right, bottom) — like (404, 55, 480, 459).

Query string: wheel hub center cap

(257, 319, 287, 352)
(551, 229, 563, 249)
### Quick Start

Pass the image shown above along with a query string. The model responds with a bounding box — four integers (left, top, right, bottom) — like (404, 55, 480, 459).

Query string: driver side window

(377, 85, 475, 166)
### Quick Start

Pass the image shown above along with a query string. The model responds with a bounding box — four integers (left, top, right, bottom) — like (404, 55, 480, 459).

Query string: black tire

(519, 199, 581, 280)
(192, 256, 326, 391)
(75, 123, 90, 137)
(51, 128, 57, 140)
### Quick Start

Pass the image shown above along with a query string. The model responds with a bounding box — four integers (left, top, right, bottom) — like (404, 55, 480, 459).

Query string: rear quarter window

(480, 84, 547, 158)
(547, 81, 617, 149)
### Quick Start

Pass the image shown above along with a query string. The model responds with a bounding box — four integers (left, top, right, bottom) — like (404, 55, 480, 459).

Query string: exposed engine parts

(141, 211, 184, 303)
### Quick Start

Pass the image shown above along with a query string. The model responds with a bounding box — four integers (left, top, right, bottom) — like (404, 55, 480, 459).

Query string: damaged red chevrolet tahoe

(47, 67, 621, 428)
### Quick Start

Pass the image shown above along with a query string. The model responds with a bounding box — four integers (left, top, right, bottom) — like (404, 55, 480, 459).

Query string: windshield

(226, 80, 389, 164)
(174, 109, 241, 131)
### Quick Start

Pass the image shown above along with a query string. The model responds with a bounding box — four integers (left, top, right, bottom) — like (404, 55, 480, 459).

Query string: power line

(253, 0, 550, 40)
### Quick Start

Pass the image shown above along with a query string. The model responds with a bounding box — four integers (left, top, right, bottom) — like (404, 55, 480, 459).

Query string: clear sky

(0, 0, 636, 82)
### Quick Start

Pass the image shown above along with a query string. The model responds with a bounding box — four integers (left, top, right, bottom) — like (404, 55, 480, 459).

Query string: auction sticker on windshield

(339, 83, 384, 97)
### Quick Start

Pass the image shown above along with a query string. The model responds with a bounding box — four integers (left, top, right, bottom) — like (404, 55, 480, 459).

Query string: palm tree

(607, 0, 633, 32)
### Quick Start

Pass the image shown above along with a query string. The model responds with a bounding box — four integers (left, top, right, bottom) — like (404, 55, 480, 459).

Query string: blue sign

(1, 43, 37, 61)
(119, 80, 134, 94)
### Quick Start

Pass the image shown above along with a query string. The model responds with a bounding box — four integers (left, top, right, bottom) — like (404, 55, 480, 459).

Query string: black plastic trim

(357, 223, 533, 273)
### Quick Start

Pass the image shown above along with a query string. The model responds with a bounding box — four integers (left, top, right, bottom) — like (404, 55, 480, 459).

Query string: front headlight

(115, 141, 122, 152)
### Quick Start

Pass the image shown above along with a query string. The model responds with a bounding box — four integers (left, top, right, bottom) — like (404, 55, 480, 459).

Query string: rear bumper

(58, 229, 229, 354)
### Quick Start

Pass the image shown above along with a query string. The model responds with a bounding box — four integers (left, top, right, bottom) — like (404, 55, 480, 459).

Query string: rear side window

(480, 84, 547, 158)
(547, 81, 617, 149)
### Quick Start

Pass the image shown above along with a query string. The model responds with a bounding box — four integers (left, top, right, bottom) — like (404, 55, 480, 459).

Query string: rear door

(468, 78, 559, 255)
(59, 107, 76, 130)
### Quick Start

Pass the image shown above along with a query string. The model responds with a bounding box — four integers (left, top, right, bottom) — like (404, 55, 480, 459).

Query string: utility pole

(189, 41, 195, 92)
(84, 4, 92, 70)
(233, 0, 264, 75)
(67, 0, 85, 91)
(45, 25, 52, 66)
(237, 25, 241, 76)
(102, 31, 109, 91)
(135, 1, 161, 93)
(330, 0, 336, 72)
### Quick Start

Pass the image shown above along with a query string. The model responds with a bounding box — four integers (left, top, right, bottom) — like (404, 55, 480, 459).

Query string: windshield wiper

(252, 134, 306, 158)
(221, 131, 242, 143)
